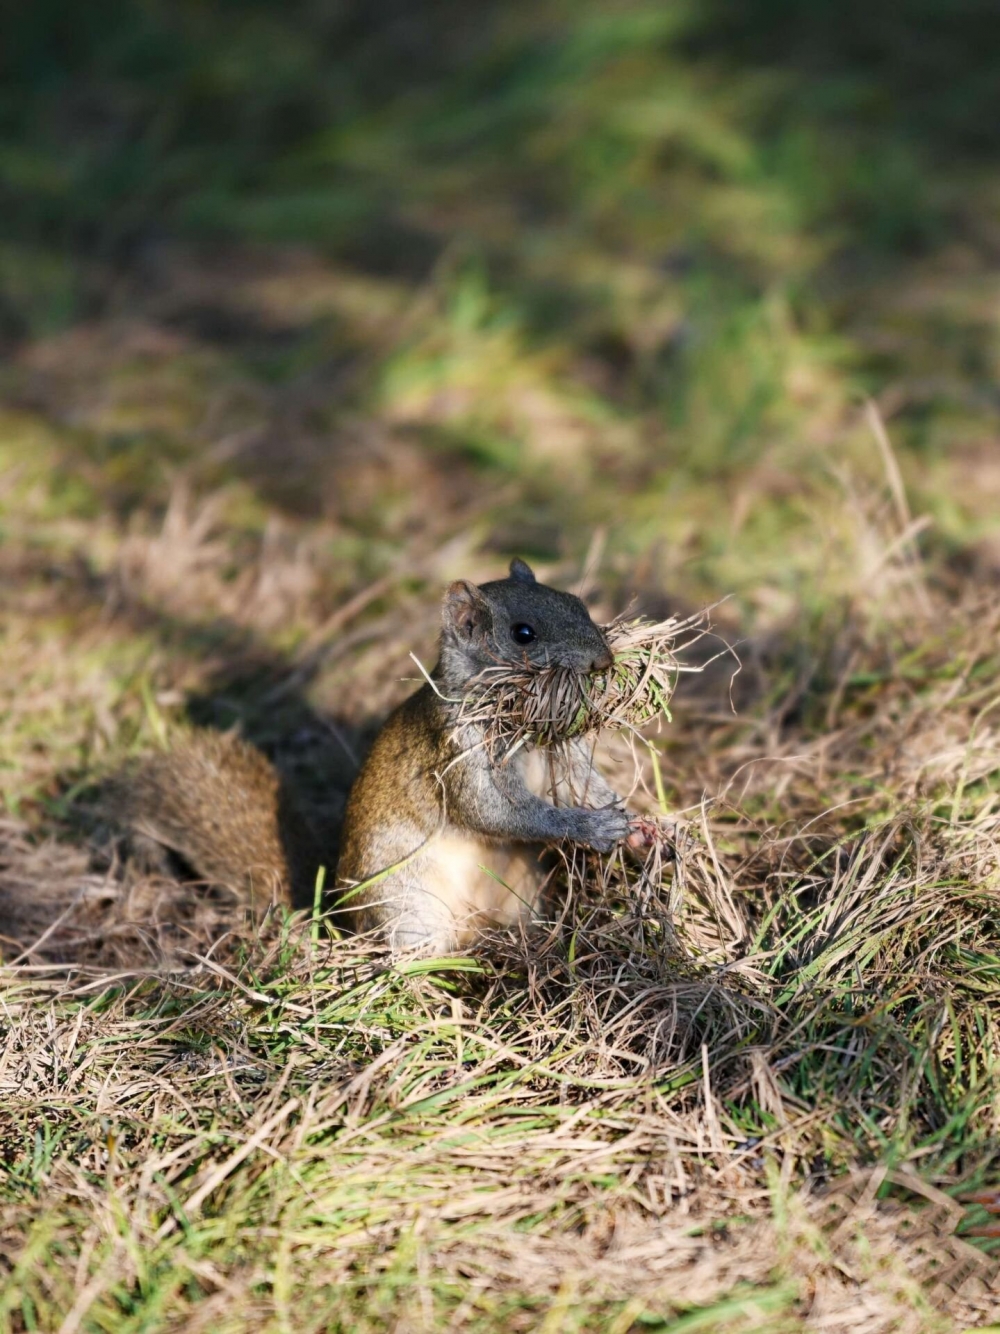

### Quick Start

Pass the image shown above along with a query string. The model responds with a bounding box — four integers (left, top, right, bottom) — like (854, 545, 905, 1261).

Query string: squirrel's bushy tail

(111, 731, 329, 915)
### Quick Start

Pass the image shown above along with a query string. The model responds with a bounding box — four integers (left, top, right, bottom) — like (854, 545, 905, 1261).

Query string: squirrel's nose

(591, 646, 614, 672)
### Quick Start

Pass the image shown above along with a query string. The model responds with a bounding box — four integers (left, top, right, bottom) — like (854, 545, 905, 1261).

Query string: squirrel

(115, 559, 634, 952)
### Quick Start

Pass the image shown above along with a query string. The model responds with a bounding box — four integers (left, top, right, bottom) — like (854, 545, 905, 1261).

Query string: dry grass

(3, 505, 1000, 1328)
(2, 788, 1000, 1330)
(459, 611, 714, 758)
(2, 245, 1000, 1328)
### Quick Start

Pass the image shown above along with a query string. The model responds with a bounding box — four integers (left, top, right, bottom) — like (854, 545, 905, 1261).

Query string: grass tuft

(461, 611, 714, 757)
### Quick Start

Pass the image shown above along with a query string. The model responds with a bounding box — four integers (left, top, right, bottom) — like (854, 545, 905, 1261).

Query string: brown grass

(4, 563, 1000, 1328)
(3, 795, 1000, 1330)
(2, 311, 1000, 1329)
(458, 611, 714, 757)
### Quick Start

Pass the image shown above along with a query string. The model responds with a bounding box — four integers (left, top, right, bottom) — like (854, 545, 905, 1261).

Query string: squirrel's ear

(509, 557, 536, 584)
(443, 580, 489, 639)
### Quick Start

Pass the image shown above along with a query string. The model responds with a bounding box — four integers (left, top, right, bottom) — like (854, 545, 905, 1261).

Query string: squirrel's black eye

(511, 622, 536, 645)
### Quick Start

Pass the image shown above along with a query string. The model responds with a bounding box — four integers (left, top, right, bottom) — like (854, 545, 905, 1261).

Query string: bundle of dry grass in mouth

(459, 609, 714, 757)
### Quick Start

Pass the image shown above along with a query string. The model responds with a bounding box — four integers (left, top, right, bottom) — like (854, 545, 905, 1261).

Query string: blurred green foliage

(5, 2, 997, 274)
(2, 0, 999, 594)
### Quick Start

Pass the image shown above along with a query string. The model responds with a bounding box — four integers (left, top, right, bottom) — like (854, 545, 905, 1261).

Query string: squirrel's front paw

(571, 804, 630, 853)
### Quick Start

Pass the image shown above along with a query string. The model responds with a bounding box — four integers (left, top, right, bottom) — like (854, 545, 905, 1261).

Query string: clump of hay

(460, 609, 714, 757)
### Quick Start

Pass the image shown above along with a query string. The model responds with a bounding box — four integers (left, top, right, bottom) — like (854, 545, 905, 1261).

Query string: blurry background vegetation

(2, 0, 999, 643)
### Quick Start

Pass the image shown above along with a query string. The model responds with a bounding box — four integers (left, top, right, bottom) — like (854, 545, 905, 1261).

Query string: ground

(2, 3, 1000, 1330)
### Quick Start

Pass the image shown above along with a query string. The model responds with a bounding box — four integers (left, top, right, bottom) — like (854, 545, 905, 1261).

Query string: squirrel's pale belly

(423, 833, 544, 946)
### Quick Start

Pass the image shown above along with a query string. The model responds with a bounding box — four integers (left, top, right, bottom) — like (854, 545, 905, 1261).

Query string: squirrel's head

(440, 557, 613, 685)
